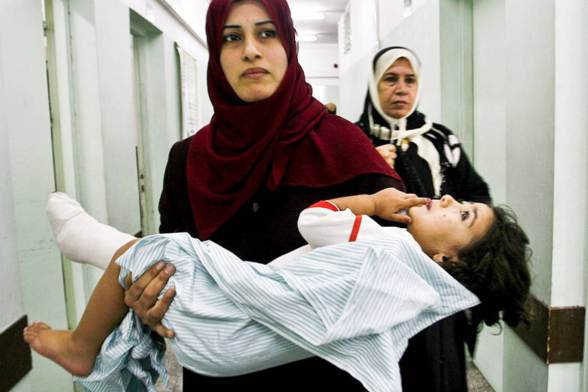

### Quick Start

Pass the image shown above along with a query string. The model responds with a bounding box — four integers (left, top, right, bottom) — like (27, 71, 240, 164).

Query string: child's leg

(47, 192, 136, 269)
(24, 239, 139, 377)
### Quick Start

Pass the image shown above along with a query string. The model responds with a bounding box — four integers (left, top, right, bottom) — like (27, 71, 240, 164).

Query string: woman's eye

(384, 76, 398, 84)
(405, 77, 417, 84)
(259, 29, 277, 39)
(222, 33, 241, 43)
(460, 211, 470, 221)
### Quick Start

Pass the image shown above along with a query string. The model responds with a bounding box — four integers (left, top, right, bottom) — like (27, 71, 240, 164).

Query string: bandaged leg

(47, 192, 135, 269)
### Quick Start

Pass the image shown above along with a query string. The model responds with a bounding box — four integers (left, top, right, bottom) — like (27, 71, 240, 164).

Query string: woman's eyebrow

(223, 20, 274, 30)
(382, 71, 415, 77)
(468, 206, 478, 228)
(256, 20, 274, 26)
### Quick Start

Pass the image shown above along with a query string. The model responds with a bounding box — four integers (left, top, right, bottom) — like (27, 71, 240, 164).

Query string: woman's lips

(242, 68, 268, 79)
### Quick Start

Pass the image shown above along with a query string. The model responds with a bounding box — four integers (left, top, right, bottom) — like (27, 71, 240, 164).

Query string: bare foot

(23, 322, 96, 377)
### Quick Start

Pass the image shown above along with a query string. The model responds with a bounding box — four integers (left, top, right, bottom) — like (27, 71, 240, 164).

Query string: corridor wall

(473, 0, 588, 391)
(3, 0, 212, 389)
(0, 60, 32, 392)
(0, 0, 71, 390)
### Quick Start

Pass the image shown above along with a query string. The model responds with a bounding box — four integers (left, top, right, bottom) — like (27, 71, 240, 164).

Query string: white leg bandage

(46, 193, 135, 269)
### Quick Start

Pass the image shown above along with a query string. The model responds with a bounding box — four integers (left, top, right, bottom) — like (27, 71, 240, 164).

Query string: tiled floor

(156, 346, 495, 392)
(155, 347, 182, 392)
(467, 360, 495, 392)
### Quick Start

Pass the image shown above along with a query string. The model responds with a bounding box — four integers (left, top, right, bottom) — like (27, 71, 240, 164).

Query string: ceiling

(287, 0, 349, 44)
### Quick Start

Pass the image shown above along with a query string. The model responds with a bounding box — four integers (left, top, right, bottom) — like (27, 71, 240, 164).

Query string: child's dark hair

(441, 205, 532, 328)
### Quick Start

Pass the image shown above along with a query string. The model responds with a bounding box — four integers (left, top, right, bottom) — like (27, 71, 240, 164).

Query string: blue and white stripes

(75, 231, 479, 392)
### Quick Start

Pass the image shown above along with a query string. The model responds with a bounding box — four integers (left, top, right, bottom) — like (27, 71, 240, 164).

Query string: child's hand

(371, 188, 429, 224)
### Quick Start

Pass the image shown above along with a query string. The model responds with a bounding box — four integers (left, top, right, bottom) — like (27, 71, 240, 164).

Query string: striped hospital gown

(75, 204, 479, 392)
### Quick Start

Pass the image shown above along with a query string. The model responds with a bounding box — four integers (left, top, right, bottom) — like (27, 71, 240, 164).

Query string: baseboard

(0, 315, 32, 392)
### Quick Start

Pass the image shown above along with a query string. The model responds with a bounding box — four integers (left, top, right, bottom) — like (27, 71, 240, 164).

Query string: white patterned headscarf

(367, 47, 432, 145)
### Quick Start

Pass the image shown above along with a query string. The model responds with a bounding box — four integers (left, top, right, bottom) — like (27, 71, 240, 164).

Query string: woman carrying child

(25, 188, 530, 392)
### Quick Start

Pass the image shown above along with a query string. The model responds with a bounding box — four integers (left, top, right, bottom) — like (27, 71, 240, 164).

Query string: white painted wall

(0, 0, 72, 390)
(95, 0, 143, 236)
(377, 0, 429, 39)
(548, 0, 587, 389)
(0, 31, 23, 340)
(0, 42, 31, 389)
(471, 1, 506, 389)
(505, 0, 554, 308)
(473, 0, 507, 204)
(299, 43, 339, 106)
(476, 0, 556, 389)
(439, 0, 473, 153)
(551, 0, 587, 308)
(299, 43, 339, 79)
(126, 0, 212, 124)
(0, 133, 32, 391)
(158, 0, 208, 42)
(472, 0, 588, 390)
(492, 2, 557, 385)
(337, 0, 378, 121)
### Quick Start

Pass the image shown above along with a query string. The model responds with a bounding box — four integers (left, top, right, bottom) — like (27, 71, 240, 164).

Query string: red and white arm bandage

(297, 201, 384, 249)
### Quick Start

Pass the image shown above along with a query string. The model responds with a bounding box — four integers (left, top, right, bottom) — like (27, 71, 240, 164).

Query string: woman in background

(356, 46, 491, 391)
(357, 46, 489, 202)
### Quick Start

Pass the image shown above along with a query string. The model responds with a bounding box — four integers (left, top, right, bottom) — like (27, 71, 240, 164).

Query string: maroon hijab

(187, 0, 400, 239)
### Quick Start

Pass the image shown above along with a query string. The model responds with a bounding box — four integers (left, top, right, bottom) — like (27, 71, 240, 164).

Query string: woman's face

(377, 57, 418, 119)
(407, 195, 494, 261)
(220, 0, 288, 102)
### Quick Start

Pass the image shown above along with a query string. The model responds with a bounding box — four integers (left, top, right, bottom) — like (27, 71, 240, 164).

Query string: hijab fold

(187, 0, 399, 239)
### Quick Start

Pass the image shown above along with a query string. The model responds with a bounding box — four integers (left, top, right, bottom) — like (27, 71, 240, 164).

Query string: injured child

(24, 189, 531, 392)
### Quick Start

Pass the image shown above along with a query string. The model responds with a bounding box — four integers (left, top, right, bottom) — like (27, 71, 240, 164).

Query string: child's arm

(328, 188, 429, 223)
(298, 188, 429, 248)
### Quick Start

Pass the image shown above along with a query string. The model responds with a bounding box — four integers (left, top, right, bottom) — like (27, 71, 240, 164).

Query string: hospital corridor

(1, 0, 587, 391)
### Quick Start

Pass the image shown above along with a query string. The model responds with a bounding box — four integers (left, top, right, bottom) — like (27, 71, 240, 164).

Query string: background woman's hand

(371, 188, 429, 224)
(376, 144, 397, 168)
(124, 262, 176, 338)
(324, 102, 337, 114)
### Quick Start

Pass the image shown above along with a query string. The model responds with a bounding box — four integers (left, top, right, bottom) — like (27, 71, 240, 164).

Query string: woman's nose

(242, 37, 262, 61)
(439, 194, 456, 207)
(395, 88, 407, 96)
(394, 82, 408, 95)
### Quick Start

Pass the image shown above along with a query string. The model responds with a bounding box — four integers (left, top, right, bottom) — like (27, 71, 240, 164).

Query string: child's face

(407, 195, 494, 261)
